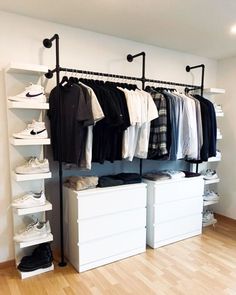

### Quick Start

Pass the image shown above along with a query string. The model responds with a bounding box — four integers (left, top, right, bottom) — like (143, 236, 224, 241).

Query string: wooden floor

(1, 215, 236, 295)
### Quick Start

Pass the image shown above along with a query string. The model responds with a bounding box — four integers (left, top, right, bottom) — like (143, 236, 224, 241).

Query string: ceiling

(0, 0, 236, 59)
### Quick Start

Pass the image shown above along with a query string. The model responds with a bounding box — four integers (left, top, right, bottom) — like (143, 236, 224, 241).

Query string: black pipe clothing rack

(43, 33, 205, 267)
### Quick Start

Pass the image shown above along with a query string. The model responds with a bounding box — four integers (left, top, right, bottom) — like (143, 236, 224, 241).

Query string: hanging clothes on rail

(193, 94, 217, 160)
(144, 87, 215, 162)
(48, 84, 95, 165)
(78, 80, 131, 164)
(145, 87, 168, 159)
(119, 87, 159, 161)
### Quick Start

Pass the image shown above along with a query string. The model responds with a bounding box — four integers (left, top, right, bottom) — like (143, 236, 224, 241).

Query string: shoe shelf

(14, 200, 52, 216)
(18, 263, 54, 280)
(216, 112, 224, 117)
(13, 172, 52, 182)
(5, 62, 54, 279)
(204, 178, 220, 185)
(208, 156, 221, 162)
(204, 88, 225, 94)
(8, 101, 49, 110)
(17, 233, 53, 249)
(203, 199, 219, 206)
(6, 63, 48, 75)
(202, 218, 217, 227)
(10, 137, 51, 146)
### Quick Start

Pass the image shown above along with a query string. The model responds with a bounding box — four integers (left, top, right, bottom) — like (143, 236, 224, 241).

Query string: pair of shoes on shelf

(14, 219, 51, 242)
(202, 210, 215, 223)
(9, 84, 46, 103)
(201, 169, 218, 180)
(18, 243, 53, 272)
(15, 157, 50, 174)
(12, 191, 46, 208)
(13, 120, 48, 139)
(203, 190, 220, 201)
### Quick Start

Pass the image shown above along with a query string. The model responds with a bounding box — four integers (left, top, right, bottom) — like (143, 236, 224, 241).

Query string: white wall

(213, 57, 236, 219)
(0, 10, 218, 263)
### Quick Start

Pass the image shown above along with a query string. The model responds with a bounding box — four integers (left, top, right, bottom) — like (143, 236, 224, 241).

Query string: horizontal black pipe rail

(45, 67, 201, 89)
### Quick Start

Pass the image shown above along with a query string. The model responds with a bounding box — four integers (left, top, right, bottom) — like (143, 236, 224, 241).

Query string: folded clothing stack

(64, 176, 98, 191)
(98, 173, 142, 187)
(143, 170, 186, 181)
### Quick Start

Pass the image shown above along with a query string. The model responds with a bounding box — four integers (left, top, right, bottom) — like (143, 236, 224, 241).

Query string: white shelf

(10, 137, 51, 146)
(6, 63, 48, 75)
(14, 201, 52, 216)
(13, 172, 52, 182)
(217, 134, 222, 140)
(203, 218, 217, 227)
(203, 199, 219, 206)
(204, 88, 225, 94)
(8, 101, 49, 110)
(204, 178, 220, 185)
(19, 263, 54, 279)
(216, 112, 224, 117)
(208, 156, 221, 162)
(17, 233, 53, 249)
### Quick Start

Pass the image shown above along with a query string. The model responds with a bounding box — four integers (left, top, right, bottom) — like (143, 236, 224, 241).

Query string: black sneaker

(20, 243, 53, 263)
(18, 243, 53, 272)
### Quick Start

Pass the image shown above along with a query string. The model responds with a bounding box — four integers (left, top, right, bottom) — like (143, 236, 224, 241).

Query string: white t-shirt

(79, 83, 104, 169)
(134, 90, 159, 159)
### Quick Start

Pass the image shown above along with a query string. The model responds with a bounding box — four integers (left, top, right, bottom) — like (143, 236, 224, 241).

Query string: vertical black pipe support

(127, 52, 146, 176)
(43, 34, 67, 267)
(186, 64, 205, 173)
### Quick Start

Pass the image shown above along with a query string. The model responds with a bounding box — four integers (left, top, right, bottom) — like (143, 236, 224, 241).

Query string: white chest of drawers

(143, 177, 204, 248)
(63, 183, 147, 272)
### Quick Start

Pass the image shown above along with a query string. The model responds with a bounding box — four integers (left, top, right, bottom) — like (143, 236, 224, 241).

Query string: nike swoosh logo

(30, 129, 46, 135)
(26, 92, 43, 98)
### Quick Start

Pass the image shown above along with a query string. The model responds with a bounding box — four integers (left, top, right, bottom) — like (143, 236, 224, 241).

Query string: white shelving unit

(201, 87, 225, 228)
(18, 234, 53, 249)
(204, 178, 220, 185)
(14, 200, 52, 216)
(19, 264, 54, 280)
(5, 63, 54, 279)
(6, 62, 48, 75)
(10, 137, 51, 146)
(13, 172, 52, 182)
(208, 156, 221, 162)
(204, 88, 225, 94)
(10, 138, 51, 146)
(8, 101, 49, 109)
(203, 199, 219, 207)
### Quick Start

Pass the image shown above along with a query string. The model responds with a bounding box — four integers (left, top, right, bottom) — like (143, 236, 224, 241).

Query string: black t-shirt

(48, 84, 94, 164)
(83, 82, 130, 163)
(194, 95, 217, 160)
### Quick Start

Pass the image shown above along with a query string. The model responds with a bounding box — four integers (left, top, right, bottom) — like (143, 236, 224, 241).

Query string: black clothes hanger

(60, 75, 69, 86)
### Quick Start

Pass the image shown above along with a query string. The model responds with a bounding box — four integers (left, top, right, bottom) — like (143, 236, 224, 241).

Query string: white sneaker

(202, 210, 214, 223)
(203, 191, 220, 201)
(15, 158, 50, 174)
(13, 120, 48, 139)
(14, 220, 51, 242)
(9, 84, 46, 103)
(12, 191, 46, 208)
(201, 169, 218, 180)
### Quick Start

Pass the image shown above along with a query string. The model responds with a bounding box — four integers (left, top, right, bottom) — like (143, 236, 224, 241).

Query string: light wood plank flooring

(1, 215, 236, 295)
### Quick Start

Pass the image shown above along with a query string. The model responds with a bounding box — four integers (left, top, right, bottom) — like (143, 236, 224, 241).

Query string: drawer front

(153, 214, 202, 243)
(79, 229, 146, 265)
(78, 208, 146, 243)
(78, 186, 146, 219)
(153, 197, 203, 224)
(152, 178, 204, 204)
